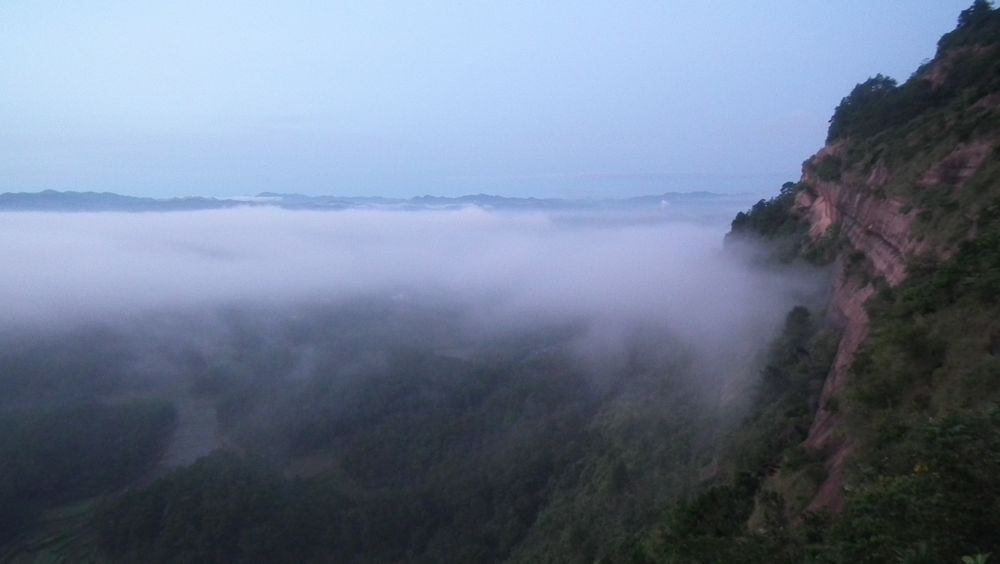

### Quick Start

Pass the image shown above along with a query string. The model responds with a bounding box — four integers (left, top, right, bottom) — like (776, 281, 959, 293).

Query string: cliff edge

(789, 5, 1000, 512)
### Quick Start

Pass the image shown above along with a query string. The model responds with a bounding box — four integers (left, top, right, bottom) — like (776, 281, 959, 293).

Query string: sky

(0, 1, 975, 198)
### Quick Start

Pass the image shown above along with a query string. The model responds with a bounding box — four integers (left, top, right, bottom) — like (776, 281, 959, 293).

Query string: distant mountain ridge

(0, 189, 753, 212)
(0, 190, 243, 212)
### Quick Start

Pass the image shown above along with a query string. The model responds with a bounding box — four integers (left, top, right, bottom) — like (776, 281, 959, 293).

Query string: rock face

(795, 147, 928, 286)
(800, 269, 872, 513)
(792, 149, 948, 512)
(920, 141, 995, 188)
(794, 168, 891, 511)
(732, 0, 1000, 526)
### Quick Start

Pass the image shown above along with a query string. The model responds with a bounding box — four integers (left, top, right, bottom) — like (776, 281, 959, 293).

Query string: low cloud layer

(1, 207, 821, 373)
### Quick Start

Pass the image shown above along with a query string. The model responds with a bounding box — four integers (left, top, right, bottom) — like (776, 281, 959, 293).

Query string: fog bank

(1, 207, 821, 370)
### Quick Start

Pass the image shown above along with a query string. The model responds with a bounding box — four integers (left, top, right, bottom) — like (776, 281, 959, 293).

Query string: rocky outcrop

(922, 45, 991, 90)
(920, 141, 995, 188)
(792, 125, 999, 511)
(788, 122, 997, 510)
(795, 148, 929, 286)
(791, 151, 933, 512)
(800, 267, 872, 513)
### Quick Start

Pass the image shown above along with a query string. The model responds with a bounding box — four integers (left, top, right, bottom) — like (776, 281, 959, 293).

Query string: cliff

(629, 6, 1000, 562)
(788, 12, 1000, 512)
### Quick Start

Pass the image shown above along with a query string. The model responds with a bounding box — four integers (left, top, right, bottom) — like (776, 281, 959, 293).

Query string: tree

(827, 75, 898, 141)
(958, 0, 994, 28)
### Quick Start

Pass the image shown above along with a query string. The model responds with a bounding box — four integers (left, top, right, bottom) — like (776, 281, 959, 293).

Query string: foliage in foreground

(0, 400, 176, 543)
(634, 198, 1000, 563)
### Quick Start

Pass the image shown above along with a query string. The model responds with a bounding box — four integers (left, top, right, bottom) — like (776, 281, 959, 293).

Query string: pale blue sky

(0, 1, 974, 197)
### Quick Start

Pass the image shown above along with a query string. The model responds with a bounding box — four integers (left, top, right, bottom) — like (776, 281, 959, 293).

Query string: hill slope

(636, 3, 1000, 562)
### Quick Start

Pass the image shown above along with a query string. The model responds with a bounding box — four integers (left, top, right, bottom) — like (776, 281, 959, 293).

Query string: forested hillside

(627, 3, 1000, 562)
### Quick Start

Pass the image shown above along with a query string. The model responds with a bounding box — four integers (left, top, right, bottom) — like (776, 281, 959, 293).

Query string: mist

(0, 203, 830, 560)
(1, 206, 819, 362)
(0, 205, 833, 431)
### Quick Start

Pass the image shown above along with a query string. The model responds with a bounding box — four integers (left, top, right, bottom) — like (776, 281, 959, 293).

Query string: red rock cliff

(758, 8, 1000, 517)
(792, 147, 944, 512)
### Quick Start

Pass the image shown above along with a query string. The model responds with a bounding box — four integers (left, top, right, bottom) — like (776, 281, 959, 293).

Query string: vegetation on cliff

(632, 202, 1000, 563)
(819, 0, 1000, 249)
(628, 3, 1000, 562)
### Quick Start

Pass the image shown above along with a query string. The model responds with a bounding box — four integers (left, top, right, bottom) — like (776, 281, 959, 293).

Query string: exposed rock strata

(793, 156, 926, 512)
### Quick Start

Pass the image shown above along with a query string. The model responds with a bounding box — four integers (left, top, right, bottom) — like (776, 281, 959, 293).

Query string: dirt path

(149, 393, 221, 480)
